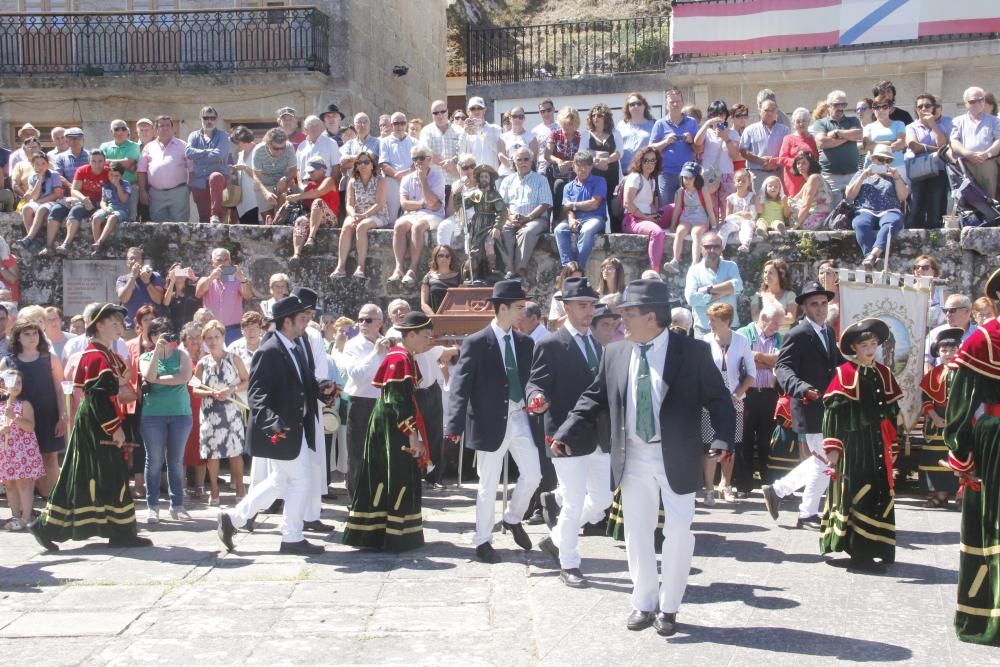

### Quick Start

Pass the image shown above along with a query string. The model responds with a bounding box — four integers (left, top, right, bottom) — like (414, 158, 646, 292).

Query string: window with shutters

(19, 0, 73, 11)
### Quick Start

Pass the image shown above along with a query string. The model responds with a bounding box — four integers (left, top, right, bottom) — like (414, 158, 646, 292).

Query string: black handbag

(822, 198, 855, 231)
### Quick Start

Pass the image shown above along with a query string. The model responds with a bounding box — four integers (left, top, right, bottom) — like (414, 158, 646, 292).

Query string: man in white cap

(458, 96, 503, 169)
(277, 106, 306, 149)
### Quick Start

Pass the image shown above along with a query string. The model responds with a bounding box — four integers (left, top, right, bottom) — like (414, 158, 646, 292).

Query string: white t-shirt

(499, 130, 535, 176)
(623, 172, 656, 215)
(700, 127, 740, 176)
(458, 125, 502, 168)
(726, 190, 756, 216)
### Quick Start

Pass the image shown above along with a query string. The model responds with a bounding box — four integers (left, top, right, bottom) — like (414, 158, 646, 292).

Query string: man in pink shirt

(195, 247, 253, 344)
(137, 115, 191, 222)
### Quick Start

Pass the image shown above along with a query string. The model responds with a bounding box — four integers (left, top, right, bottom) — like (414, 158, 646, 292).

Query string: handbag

(822, 198, 854, 231)
(222, 169, 242, 208)
(701, 131, 726, 194)
(905, 150, 943, 182)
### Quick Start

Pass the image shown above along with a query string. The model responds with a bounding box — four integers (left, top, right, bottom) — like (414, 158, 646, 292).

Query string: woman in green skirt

(29, 303, 152, 551)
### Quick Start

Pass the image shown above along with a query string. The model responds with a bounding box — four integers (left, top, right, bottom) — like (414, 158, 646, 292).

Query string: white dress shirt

(805, 316, 829, 354)
(528, 322, 549, 345)
(275, 330, 304, 383)
(296, 133, 340, 187)
(342, 334, 384, 399)
(627, 326, 669, 445)
(562, 320, 597, 361)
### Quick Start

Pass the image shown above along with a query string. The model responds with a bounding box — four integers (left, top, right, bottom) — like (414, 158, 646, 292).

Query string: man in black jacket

(552, 280, 735, 637)
(217, 295, 337, 555)
(526, 277, 612, 588)
(763, 282, 844, 530)
(446, 280, 540, 564)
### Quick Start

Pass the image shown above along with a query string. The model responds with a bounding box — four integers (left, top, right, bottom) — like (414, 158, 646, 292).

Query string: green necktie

(504, 334, 524, 403)
(579, 333, 598, 374)
(636, 343, 656, 442)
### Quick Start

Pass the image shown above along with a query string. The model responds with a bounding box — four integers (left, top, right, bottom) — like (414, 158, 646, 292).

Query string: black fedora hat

(291, 287, 319, 310)
(592, 303, 621, 323)
(796, 281, 835, 305)
(984, 268, 1000, 300)
(270, 295, 308, 322)
(488, 279, 528, 303)
(555, 277, 599, 302)
(930, 326, 965, 358)
(619, 279, 671, 309)
(839, 318, 891, 356)
(395, 311, 433, 332)
(320, 103, 345, 121)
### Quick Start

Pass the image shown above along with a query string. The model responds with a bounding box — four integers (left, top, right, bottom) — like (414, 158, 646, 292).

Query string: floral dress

(198, 354, 244, 460)
(0, 399, 44, 482)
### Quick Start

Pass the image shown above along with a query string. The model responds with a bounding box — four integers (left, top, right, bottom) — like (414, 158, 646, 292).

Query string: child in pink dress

(0, 369, 43, 531)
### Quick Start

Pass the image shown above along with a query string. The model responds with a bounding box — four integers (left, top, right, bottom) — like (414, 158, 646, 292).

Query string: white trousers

(331, 424, 349, 474)
(473, 403, 541, 546)
(228, 438, 312, 542)
(772, 432, 830, 518)
(250, 414, 328, 522)
(621, 442, 695, 614)
(551, 450, 613, 569)
(384, 177, 401, 225)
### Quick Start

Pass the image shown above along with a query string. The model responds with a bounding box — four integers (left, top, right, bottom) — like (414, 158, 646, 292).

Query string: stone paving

(0, 482, 996, 666)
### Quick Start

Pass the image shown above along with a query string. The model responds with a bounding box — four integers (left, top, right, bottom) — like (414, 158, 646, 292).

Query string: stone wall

(4, 213, 998, 325)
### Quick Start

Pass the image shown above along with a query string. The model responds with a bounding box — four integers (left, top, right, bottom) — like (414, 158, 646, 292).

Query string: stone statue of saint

(460, 165, 506, 285)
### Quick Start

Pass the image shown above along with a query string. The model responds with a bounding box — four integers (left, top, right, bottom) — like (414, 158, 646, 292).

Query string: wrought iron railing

(0, 7, 330, 76)
(467, 16, 669, 85)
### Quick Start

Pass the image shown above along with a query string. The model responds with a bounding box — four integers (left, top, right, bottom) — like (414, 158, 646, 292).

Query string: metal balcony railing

(467, 15, 670, 85)
(0, 6, 330, 77)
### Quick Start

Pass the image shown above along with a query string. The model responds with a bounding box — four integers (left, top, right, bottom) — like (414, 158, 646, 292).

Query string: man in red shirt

(45, 151, 109, 255)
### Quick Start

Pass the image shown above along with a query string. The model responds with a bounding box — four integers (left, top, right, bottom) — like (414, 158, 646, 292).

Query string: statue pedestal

(430, 287, 494, 343)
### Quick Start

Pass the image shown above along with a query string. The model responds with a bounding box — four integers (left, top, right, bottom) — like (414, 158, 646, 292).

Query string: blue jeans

(554, 216, 604, 267)
(657, 171, 681, 206)
(852, 210, 903, 255)
(140, 414, 193, 510)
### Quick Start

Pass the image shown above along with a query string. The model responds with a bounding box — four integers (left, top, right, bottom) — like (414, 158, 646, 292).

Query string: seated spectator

(616, 91, 656, 174)
(544, 107, 583, 220)
(719, 169, 757, 251)
(621, 146, 668, 271)
(43, 151, 111, 256)
(756, 176, 789, 234)
(740, 98, 790, 189)
(138, 116, 191, 223)
(331, 148, 386, 279)
(16, 153, 64, 253)
(378, 112, 418, 225)
(116, 246, 164, 329)
(666, 161, 715, 271)
(100, 119, 141, 222)
(162, 264, 201, 334)
(194, 248, 253, 344)
(9, 137, 41, 210)
(554, 151, 606, 268)
(436, 153, 477, 250)
(277, 106, 306, 148)
(458, 96, 503, 169)
(912, 255, 946, 327)
(286, 156, 339, 265)
(583, 104, 623, 225)
(949, 86, 1000, 198)
(547, 262, 584, 328)
(750, 259, 798, 333)
(845, 144, 910, 270)
(46, 126, 68, 166)
(684, 231, 743, 338)
(229, 125, 260, 225)
(972, 295, 998, 326)
(497, 146, 552, 278)
(597, 256, 625, 297)
(6, 123, 39, 174)
(296, 115, 341, 190)
(905, 94, 951, 229)
(260, 272, 289, 320)
(251, 128, 297, 222)
(694, 99, 741, 217)
(497, 105, 538, 180)
(787, 150, 833, 230)
(340, 112, 380, 175)
(420, 244, 462, 315)
(862, 94, 906, 168)
(776, 108, 819, 197)
(53, 127, 89, 183)
(186, 106, 233, 224)
(90, 163, 131, 255)
(388, 145, 445, 288)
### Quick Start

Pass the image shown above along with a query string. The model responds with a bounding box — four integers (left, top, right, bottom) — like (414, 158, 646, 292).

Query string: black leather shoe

(321, 492, 338, 501)
(245, 514, 257, 533)
(502, 520, 532, 550)
(108, 534, 153, 548)
(761, 484, 780, 521)
(653, 611, 677, 637)
(796, 515, 822, 531)
(265, 499, 284, 514)
(541, 491, 561, 530)
(524, 508, 545, 525)
(27, 519, 59, 552)
(476, 542, 501, 564)
(538, 536, 560, 564)
(303, 520, 336, 533)
(560, 568, 588, 588)
(626, 609, 655, 631)
(217, 512, 237, 552)
(581, 520, 607, 537)
(279, 539, 325, 555)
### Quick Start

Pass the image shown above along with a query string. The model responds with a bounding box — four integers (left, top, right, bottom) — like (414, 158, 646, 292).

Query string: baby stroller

(940, 144, 1000, 227)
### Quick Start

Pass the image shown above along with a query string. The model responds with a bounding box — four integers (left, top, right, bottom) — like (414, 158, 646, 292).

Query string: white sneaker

(209, 215, 222, 225)
(703, 488, 716, 507)
(145, 508, 160, 524)
(723, 486, 737, 503)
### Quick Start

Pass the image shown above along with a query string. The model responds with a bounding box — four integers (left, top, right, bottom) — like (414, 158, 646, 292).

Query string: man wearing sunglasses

(531, 98, 559, 176)
(421, 99, 461, 186)
(925, 294, 976, 372)
(951, 86, 1000, 200)
(186, 105, 234, 224)
(683, 231, 743, 339)
(100, 119, 141, 222)
(812, 90, 863, 206)
(378, 112, 418, 225)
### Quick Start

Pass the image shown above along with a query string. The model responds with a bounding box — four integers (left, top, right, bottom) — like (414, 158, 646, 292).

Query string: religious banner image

(837, 270, 931, 430)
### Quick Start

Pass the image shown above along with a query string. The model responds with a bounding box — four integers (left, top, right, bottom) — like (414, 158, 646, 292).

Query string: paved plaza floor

(0, 482, 996, 666)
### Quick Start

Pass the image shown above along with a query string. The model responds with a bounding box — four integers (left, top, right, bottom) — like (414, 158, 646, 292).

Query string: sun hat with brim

(618, 279, 672, 309)
(839, 318, 891, 356)
(17, 123, 38, 138)
(84, 303, 127, 335)
(795, 281, 836, 306)
(870, 144, 893, 161)
(488, 279, 529, 303)
(984, 267, 1000, 299)
(269, 295, 308, 323)
(555, 277, 599, 302)
(473, 164, 498, 181)
(394, 312, 433, 332)
(930, 327, 965, 358)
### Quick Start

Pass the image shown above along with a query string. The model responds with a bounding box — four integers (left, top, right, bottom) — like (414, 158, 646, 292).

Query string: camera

(142, 265, 153, 274)
(163, 332, 179, 344)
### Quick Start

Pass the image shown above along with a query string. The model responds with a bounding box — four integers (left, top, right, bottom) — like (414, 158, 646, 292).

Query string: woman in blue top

(845, 145, 911, 271)
(615, 92, 656, 173)
(185, 105, 233, 224)
(138, 318, 194, 524)
(862, 94, 906, 169)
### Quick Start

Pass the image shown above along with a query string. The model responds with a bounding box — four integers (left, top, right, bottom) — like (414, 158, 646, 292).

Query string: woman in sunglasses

(905, 94, 952, 229)
(844, 144, 910, 270)
(330, 148, 386, 279)
(862, 94, 906, 169)
(497, 106, 538, 179)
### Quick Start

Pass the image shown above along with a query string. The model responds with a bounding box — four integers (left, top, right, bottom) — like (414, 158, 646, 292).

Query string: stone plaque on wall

(62, 260, 125, 317)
